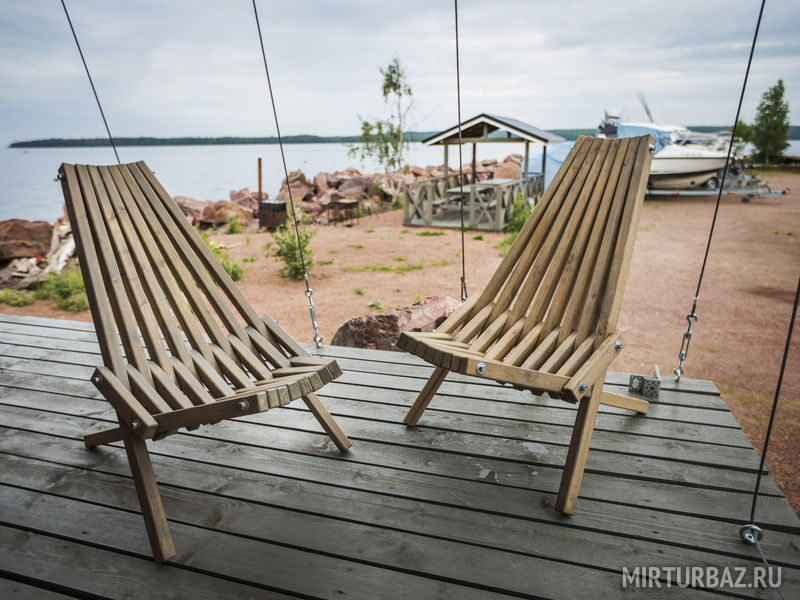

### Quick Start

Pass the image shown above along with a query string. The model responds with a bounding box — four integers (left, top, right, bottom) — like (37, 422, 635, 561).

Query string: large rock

(174, 196, 210, 223)
(313, 172, 329, 193)
(229, 188, 260, 215)
(331, 295, 461, 351)
(276, 184, 313, 203)
(338, 176, 373, 200)
(493, 160, 521, 180)
(0, 219, 52, 260)
(198, 201, 254, 226)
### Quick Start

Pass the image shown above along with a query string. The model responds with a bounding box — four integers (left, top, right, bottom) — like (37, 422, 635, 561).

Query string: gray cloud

(1, 0, 797, 145)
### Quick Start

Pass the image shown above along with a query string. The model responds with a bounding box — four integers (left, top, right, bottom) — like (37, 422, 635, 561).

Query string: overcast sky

(1, 0, 797, 145)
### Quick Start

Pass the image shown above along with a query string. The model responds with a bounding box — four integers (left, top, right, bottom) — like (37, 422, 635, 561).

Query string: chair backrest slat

(108, 165, 218, 367)
(88, 166, 174, 378)
(60, 160, 301, 402)
(593, 135, 652, 344)
(466, 136, 591, 326)
(121, 164, 235, 358)
(74, 165, 152, 380)
(573, 137, 639, 344)
(60, 164, 129, 386)
(545, 138, 623, 341)
(515, 137, 611, 330)
(556, 138, 631, 345)
(446, 135, 652, 367)
(98, 166, 194, 369)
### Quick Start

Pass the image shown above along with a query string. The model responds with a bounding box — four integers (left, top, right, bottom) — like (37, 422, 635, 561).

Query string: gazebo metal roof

(423, 113, 566, 146)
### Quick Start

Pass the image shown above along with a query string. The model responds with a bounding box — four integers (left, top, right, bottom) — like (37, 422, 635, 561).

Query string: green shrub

(196, 227, 246, 282)
(392, 196, 403, 210)
(354, 288, 364, 295)
(472, 234, 484, 241)
(43, 264, 89, 311)
(0, 288, 35, 307)
(506, 192, 531, 234)
(266, 213, 314, 280)
(226, 217, 243, 234)
(367, 299, 384, 311)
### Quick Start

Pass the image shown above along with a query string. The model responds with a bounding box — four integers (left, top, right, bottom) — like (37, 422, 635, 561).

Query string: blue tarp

(616, 124, 672, 153)
(524, 141, 574, 190)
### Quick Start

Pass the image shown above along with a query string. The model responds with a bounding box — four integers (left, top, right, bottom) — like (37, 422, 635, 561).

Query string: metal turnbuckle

(674, 298, 698, 381)
(305, 286, 323, 348)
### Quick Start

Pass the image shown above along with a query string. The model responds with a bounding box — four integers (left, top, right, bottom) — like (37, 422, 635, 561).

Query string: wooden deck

(0, 313, 798, 599)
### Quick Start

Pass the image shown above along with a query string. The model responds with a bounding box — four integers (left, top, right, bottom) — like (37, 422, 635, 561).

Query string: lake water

(3, 138, 799, 223)
(0, 141, 526, 223)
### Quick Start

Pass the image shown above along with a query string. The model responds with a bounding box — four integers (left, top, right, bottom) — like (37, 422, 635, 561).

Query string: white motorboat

(598, 114, 728, 189)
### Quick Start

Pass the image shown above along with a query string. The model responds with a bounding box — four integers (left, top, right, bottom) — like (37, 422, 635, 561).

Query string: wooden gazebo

(402, 114, 566, 231)
(422, 113, 566, 183)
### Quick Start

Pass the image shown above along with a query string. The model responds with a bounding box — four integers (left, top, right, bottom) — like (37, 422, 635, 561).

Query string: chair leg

(302, 392, 352, 453)
(404, 367, 449, 426)
(119, 421, 176, 564)
(555, 383, 602, 515)
(85, 426, 124, 448)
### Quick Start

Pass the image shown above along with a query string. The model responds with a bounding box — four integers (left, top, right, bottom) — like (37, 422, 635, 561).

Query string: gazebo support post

(471, 142, 477, 184)
(443, 143, 449, 191)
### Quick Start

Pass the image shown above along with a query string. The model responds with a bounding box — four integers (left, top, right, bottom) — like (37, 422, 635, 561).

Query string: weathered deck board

(0, 313, 798, 599)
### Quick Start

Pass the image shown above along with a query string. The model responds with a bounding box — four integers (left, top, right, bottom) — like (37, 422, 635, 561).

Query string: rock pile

(170, 152, 526, 227)
(331, 295, 460, 351)
(0, 216, 74, 288)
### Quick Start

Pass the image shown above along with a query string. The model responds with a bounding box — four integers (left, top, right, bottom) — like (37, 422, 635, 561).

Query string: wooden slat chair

(59, 161, 352, 563)
(398, 135, 653, 514)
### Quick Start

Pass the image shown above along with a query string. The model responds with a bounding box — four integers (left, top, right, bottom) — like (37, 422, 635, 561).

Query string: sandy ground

(5, 172, 799, 512)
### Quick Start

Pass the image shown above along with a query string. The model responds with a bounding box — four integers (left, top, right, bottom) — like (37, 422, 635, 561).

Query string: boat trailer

(646, 167, 789, 202)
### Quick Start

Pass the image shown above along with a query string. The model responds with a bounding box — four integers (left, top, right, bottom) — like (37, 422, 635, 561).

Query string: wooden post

(541, 145, 547, 180)
(258, 157, 262, 199)
(471, 143, 477, 184)
(443, 144, 449, 191)
(523, 140, 530, 188)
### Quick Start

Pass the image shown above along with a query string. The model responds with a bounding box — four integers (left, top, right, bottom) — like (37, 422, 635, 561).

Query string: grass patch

(43, 264, 89, 311)
(341, 260, 425, 274)
(365, 227, 375, 233)
(367, 299, 384, 311)
(354, 288, 364, 295)
(226, 217, 243, 234)
(264, 214, 314, 280)
(400, 229, 410, 234)
(348, 243, 364, 249)
(774, 230, 795, 236)
(197, 227, 246, 281)
(318, 259, 334, 265)
(393, 256, 406, 262)
(0, 288, 35, 307)
(472, 234, 484, 240)
(242, 256, 258, 263)
(416, 230, 445, 237)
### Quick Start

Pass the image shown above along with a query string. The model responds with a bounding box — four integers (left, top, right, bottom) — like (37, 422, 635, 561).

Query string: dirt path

(5, 173, 799, 512)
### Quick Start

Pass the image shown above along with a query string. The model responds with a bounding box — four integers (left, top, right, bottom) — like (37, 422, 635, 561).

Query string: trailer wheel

(704, 177, 719, 190)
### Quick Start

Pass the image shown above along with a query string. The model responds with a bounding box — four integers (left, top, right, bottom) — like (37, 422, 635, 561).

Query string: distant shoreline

(10, 126, 799, 148)
(8, 129, 596, 148)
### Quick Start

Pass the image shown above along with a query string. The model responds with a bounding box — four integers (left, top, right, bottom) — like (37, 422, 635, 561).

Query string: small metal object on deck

(629, 365, 661, 398)
(614, 341, 623, 352)
(130, 420, 141, 432)
(237, 400, 250, 412)
(739, 523, 764, 545)
(476, 362, 486, 374)
(578, 382, 587, 393)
